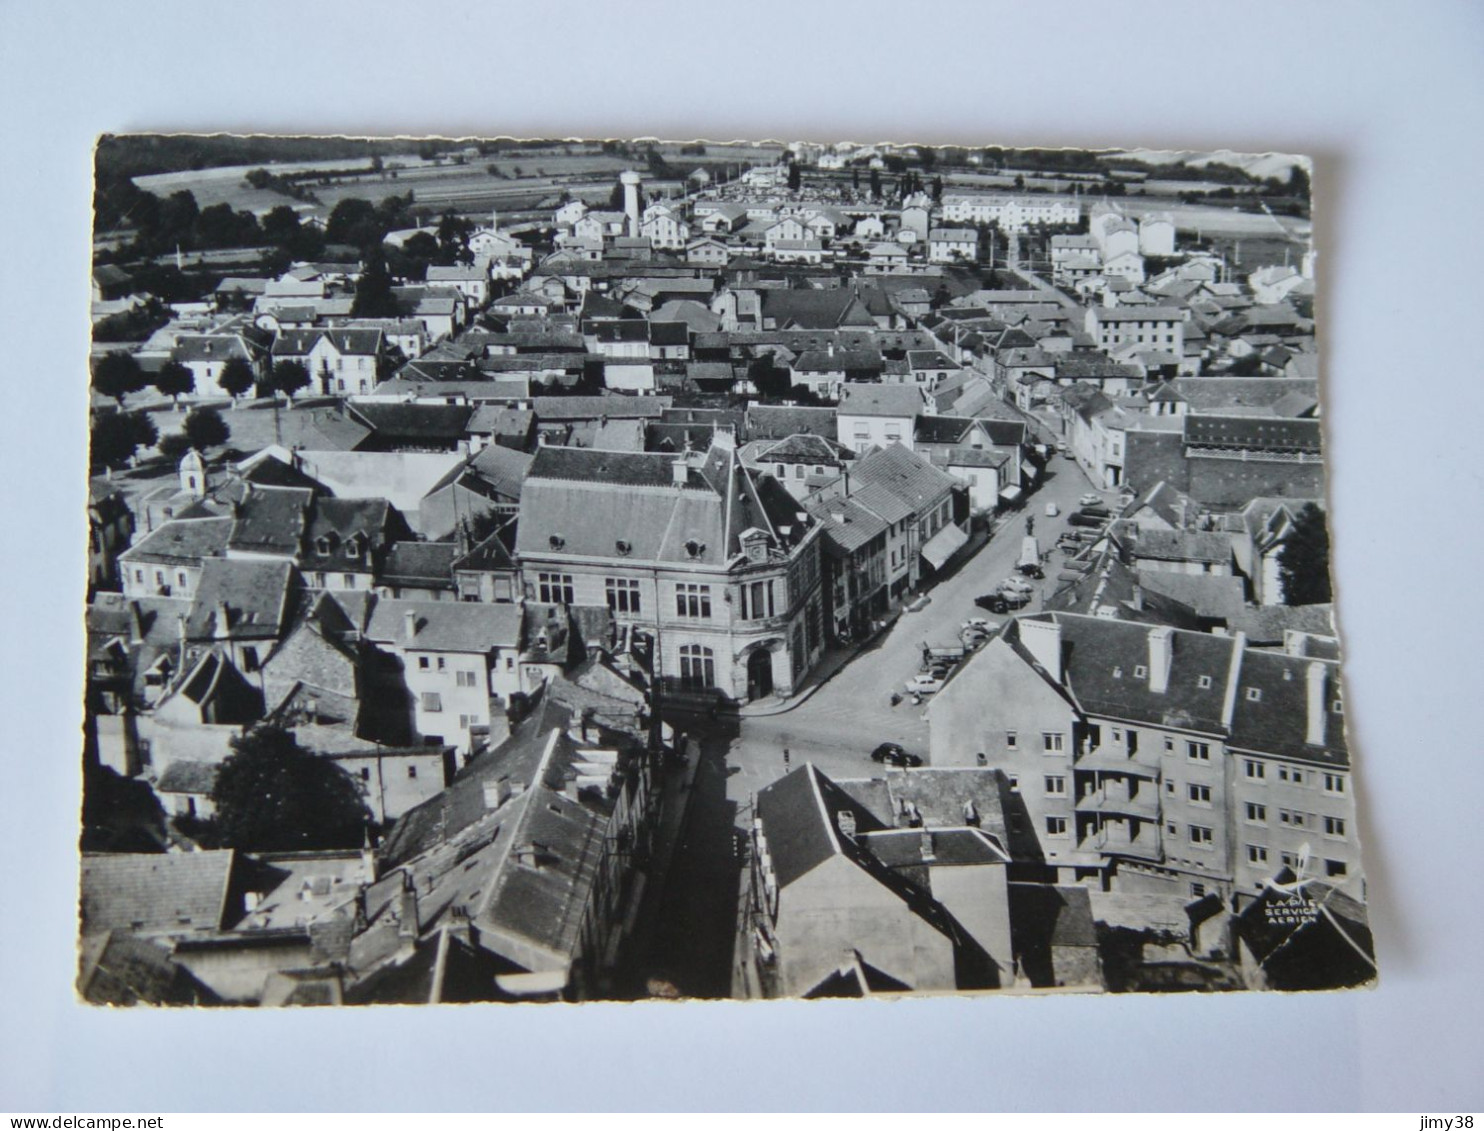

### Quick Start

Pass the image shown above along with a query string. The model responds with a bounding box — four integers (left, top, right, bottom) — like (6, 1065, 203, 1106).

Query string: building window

(1248, 844, 1269, 865)
(1279, 809, 1305, 828)
(1045, 816, 1068, 837)
(675, 583, 712, 619)
(407, 765, 418, 779)
(1044, 775, 1066, 796)
(1280, 851, 1300, 869)
(1197, 675, 1212, 689)
(1245, 687, 1262, 702)
(1190, 882, 1206, 898)
(679, 644, 715, 689)
(1323, 773, 1345, 795)
(1246, 803, 1267, 823)
(1188, 784, 1212, 805)
(418, 656, 430, 670)
(360, 767, 371, 782)
(1189, 825, 1213, 847)
(1163, 737, 1175, 753)
(1005, 731, 1018, 750)
(1325, 859, 1348, 878)
(538, 573, 575, 604)
(1186, 741, 1211, 762)
(436, 657, 446, 672)
(605, 577, 642, 615)
(343, 573, 357, 588)
(1041, 732, 1064, 754)
(1166, 821, 1178, 837)
(420, 691, 442, 713)
(1324, 816, 1346, 838)
(456, 670, 477, 688)
(1245, 760, 1266, 780)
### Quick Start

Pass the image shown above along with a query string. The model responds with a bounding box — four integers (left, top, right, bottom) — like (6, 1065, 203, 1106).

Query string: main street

(724, 447, 1108, 818)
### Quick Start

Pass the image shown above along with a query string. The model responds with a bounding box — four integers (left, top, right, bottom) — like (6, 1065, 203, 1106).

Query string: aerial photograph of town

(79, 134, 1372, 1006)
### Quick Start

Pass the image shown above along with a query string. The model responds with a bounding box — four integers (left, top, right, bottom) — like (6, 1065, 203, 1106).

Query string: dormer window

(345, 533, 365, 557)
(1245, 687, 1262, 702)
(1197, 675, 1212, 689)
(615, 539, 632, 557)
(1134, 665, 1147, 679)
(315, 535, 334, 556)
(684, 539, 705, 560)
(549, 534, 566, 551)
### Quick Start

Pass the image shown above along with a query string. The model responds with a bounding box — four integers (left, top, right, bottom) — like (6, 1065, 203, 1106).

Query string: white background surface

(1, 0, 1480, 1112)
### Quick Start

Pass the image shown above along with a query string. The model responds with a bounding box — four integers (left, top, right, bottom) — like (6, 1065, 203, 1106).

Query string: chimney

(1131, 582, 1143, 611)
(213, 602, 232, 641)
(1018, 617, 1064, 683)
(919, 829, 936, 863)
(1305, 661, 1328, 747)
(962, 800, 980, 827)
(128, 601, 146, 647)
(672, 457, 689, 487)
(404, 610, 418, 643)
(1148, 625, 1173, 694)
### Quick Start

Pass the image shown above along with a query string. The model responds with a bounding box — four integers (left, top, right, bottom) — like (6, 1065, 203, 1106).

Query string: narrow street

(638, 451, 1111, 995)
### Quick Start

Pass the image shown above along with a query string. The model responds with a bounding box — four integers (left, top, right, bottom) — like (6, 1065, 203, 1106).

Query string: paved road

(725, 451, 1111, 816)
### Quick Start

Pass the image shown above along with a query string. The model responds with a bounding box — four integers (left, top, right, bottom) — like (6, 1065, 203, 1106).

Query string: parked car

(1056, 441, 1069, 455)
(1044, 501, 1059, 517)
(905, 673, 945, 695)
(1079, 493, 1103, 507)
(976, 592, 1011, 614)
(1002, 576, 1035, 596)
(963, 616, 996, 631)
(905, 594, 932, 613)
(1068, 511, 1105, 528)
(1079, 505, 1112, 519)
(871, 742, 923, 768)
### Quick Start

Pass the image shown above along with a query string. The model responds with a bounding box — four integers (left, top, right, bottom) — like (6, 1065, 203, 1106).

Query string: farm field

(132, 143, 786, 223)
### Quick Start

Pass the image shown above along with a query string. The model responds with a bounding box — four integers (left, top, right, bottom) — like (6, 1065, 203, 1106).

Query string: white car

(905, 674, 945, 695)
(1001, 576, 1035, 597)
(1044, 501, 1060, 517)
(1079, 493, 1103, 507)
(963, 617, 996, 631)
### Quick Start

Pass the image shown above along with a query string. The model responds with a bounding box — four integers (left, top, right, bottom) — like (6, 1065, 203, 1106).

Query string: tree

(1277, 503, 1332, 605)
(92, 350, 148, 405)
(90, 410, 158, 471)
(351, 247, 400, 317)
(206, 726, 372, 852)
(787, 161, 801, 192)
(270, 358, 312, 405)
(218, 356, 256, 400)
(931, 175, 944, 202)
(852, 167, 860, 190)
(182, 406, 230, 451)
(608, 180, 626, 211)
(869, 168, 882, 198)
(157, 432, 193, 462)
(154, 360, 195, 407)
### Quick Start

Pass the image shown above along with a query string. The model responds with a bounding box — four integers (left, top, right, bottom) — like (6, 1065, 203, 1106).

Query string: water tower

(620, 170, 642, 236)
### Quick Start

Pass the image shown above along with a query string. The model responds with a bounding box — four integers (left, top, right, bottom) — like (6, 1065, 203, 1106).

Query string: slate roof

(304, 497, 393, 572)
(467, 442, 535, 500)
(518, 442, 808, 568)
(467, 405, 534, 440)
(807, 495, 889, 555)
(366, 597, 522, 654)
(1008, 883, 1098, 948)
(745, 404, 839, 440)
(1168, 378, 1319, 413)
(849, 442, 958, 511)
(1135, 570, 1245, 621)
(272, 328, 383, 357)
(156, 760, 220, 795)
(1125, 528, 1234, 565)
(849, 481, 915, 526)
(760, 288, 875, 330)
(530, 395, 672, 422)
(351, 402, 476, 441)
(793, 349, 884, 374)
(1043, 612, 1242, 734)
(838, 384, 926, 418)
(380, 541, 458, 588)
(1093, 305, 1185, 323)
(1226, 603, 1335, 646)
(121, 517, 234, 568)
(758, 433, 844, 463)
(186, 558, 296, 641)
(1227, 651, 1347, 767)
(1183, 415, 1322, 454)
(226, 486, 313, 556)
(914, 416, 976, 446)
(80, 850, 236, 935)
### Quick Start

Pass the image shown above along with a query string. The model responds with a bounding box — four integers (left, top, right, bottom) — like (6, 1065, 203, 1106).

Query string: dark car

(976, 592, 1011, 614)
(871, 742, 923, 768)
(1079, 504, 1112, 519)
(1068, 511, 1105, 528)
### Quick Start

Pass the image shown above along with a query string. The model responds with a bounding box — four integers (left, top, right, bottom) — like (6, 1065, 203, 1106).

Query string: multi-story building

(836, 383, 928, 453)
(270, 328, 385, 397)
(514, 434, 827, 703)
(927, 227, 978, 264)
(927, 613, 1360, 908)
(1085, 305, 1186, 355)
(938, 194, 1079, 232)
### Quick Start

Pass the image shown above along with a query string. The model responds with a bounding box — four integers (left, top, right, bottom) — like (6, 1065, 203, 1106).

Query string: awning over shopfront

(999, 485, 1024, 504)
(920, 522, 969, 570)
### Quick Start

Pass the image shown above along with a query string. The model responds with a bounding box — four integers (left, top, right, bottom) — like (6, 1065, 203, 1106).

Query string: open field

(132, 143, 786, 222)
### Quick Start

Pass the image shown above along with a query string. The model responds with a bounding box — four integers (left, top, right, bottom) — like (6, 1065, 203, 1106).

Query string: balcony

(1074, 742, 1159, 777)
(1075, 784, 1160, 821)
(1079, 826, 1164, 864)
